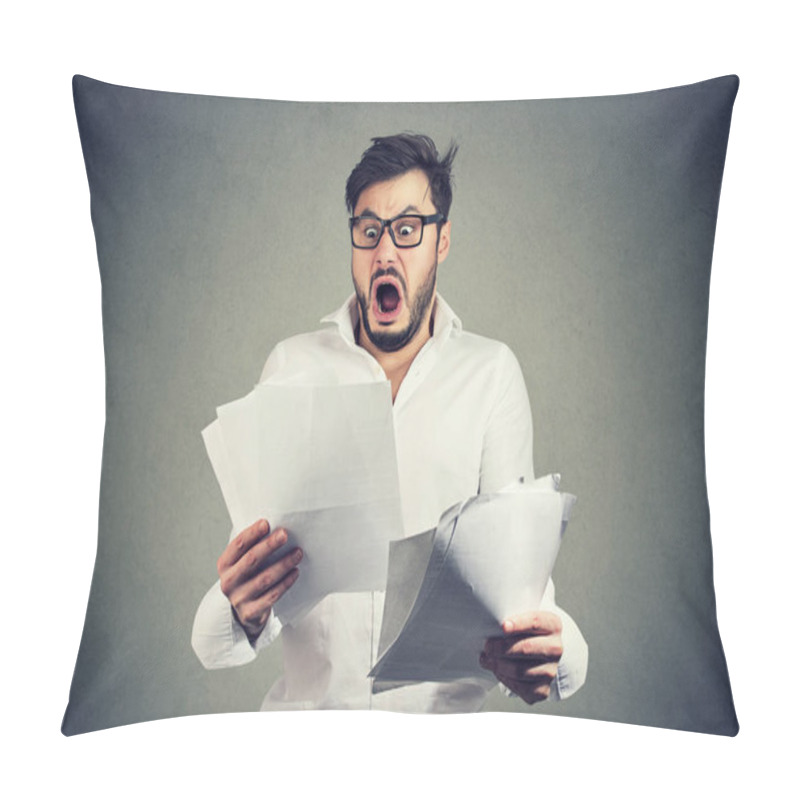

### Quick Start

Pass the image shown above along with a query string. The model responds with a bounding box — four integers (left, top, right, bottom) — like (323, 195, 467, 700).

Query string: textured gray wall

(64, 75, 738, 734)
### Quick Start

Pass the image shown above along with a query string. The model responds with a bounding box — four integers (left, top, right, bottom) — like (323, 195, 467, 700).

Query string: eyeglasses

(349, 213, 444, 249)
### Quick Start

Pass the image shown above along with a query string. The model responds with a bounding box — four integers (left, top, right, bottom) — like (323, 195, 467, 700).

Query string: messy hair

(345, 133, 458, 220)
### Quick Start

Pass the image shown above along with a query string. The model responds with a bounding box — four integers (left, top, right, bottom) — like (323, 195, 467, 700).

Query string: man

(192, 134, 588, 711)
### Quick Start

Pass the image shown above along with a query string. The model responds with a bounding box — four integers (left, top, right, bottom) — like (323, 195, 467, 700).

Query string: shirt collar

(320, 293, 463, 347)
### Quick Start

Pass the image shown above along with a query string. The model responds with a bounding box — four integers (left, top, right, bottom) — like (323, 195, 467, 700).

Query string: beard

(354, 259, 438, 353)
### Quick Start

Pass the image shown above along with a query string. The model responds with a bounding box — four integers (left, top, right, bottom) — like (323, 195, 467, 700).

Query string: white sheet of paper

(255, 381, 401, 515)
(201, 418, 246, 531)
(264, 500, 400, 625)
(214, 390, 260, 530)
(202, 380, 404, 625)
(370, 476, 576, 688)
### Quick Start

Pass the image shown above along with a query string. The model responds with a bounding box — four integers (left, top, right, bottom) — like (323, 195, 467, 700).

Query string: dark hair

(345, 133, 458, 219)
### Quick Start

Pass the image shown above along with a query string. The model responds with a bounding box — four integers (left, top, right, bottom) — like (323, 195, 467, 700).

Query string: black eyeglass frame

(348, 212, 445, 249)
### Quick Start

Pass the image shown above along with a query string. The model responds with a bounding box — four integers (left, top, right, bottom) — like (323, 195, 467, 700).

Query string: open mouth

(372, 277, 404, 323)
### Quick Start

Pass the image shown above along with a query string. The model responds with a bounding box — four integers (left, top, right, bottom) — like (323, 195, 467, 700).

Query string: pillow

(63, 74, 739, 735)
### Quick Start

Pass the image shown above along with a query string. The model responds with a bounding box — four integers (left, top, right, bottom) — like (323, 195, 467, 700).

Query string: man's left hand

(480, 610, 563, 704)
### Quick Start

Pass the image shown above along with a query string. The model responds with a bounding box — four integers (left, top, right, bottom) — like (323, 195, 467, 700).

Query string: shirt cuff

(549, 607, 588, 701)
(191, 580, 282, 669)
(249, 608, 283, 652)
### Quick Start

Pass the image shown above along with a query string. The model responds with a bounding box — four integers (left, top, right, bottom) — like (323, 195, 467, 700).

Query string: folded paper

(370, 476, 575, 690)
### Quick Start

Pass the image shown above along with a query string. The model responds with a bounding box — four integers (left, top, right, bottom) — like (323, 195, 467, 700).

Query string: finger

(498, 675, 554, 705)
(482, 632, 563, 662)
(218, 519, 272, 572)
(234, 566, 301, 632)
(500, 609, 562, 636)
(480, 653, 559, 685)
(228, 546, 303, 608)
(219, 526, 291, 590)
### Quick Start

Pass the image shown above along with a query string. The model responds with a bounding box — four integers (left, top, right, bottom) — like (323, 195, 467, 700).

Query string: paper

(369, 475, 576, 690)
(203, 380, 405, 626)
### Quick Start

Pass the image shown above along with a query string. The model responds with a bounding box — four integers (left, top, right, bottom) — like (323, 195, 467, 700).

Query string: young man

(192, 134, 588, 711)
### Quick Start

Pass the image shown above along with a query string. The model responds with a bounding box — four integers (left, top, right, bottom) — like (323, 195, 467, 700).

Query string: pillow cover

(63, 74, 739, 735)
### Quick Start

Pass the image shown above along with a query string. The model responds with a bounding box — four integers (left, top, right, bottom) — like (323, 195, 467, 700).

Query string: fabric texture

(191, 294, 589, 710)
(64, 74, 739, 735)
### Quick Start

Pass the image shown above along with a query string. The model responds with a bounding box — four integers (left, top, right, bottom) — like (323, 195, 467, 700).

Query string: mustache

(370, 267, 407, 297)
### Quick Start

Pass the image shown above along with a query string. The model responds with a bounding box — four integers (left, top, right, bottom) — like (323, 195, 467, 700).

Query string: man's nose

(374, 225, 397, 262)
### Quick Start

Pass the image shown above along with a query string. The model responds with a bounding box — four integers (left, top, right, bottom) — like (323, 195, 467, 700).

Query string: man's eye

(395, 219, 419, 238)
(363, 224, 380, 238)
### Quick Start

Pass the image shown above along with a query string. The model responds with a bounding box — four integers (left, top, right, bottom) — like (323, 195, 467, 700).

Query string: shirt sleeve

(481, 345, 588, 700)
(192, 346, 288, 671)
(191, 520, 283, 670)
(479, 345, 535, 493)
(539, 579, 589, 700)
(259, 342, 285, 383)
(191, 579, 283, 670)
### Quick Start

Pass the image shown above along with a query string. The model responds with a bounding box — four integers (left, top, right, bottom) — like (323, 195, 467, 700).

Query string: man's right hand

(217, 519, 303, 641)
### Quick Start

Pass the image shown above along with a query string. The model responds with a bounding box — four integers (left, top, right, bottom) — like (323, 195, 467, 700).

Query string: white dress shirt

(192, 294, 588, 711)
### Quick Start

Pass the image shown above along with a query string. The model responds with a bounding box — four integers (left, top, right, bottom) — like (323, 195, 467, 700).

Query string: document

(203, 379, 577, 672)
(369, 476, 576, 691)
(202, 380, 405, 626)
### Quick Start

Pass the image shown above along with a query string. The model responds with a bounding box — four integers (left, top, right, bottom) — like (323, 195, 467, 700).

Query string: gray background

(64, 75, 738, 734)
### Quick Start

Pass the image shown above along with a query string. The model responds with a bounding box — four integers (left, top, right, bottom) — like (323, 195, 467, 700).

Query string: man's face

(351, 169, 450, 354)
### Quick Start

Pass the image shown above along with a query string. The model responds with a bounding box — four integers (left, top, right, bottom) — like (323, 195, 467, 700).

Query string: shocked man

(192, 134, 588, 711)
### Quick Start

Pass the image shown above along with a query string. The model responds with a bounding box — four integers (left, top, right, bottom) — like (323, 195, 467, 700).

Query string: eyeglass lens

(352, 216, 425, 248)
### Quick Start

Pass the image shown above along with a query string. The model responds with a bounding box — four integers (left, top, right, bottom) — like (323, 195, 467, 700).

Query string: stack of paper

(203, 380, 577, 689)
(202, 380, 405, 626)
(370, 476, 576, 690)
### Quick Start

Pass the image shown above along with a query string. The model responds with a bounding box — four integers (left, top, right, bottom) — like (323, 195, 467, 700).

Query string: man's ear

(437, 221, 451, 264)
